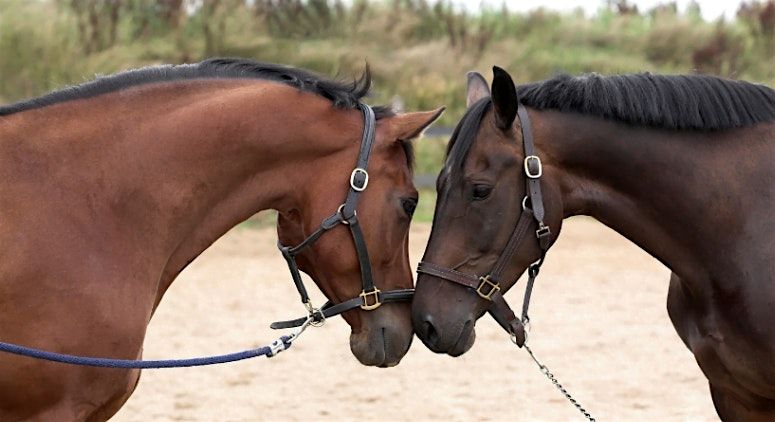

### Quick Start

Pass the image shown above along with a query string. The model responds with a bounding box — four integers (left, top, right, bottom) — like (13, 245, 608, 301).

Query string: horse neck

(536, 110, 767, 277)
(141, 83, 362, 296)
(18, 80, 360, 296)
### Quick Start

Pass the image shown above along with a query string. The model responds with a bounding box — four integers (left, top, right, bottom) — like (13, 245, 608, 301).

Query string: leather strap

(489, 208, 534, 282)
(348, 217, 375, 293)
(270, 289, 415, 329)
(273, 104, 414, 330)
(519, 105, 545, 225)
(415, 103, 550, 348)
(341, 105, 376, 218)
(488, 292, 526, 346)
(416, 261, 480, 289)
(279, 244, 311, 304)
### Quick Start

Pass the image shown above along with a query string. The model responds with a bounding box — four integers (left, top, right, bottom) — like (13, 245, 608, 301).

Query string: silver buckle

(350, 168, 369, 191)
(524, 155, 542, 179)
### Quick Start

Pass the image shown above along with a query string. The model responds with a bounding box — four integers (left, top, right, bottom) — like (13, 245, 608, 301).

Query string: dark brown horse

(0, 58, 442, 420)
(412, 67, 775, 420)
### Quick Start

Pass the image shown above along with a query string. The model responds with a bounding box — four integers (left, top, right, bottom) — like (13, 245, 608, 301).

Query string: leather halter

(416, 104, 551, 347)
(271, 104, 414, 330)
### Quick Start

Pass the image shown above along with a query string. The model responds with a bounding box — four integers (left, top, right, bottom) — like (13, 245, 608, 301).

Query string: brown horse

(412, 67, 775, 420)
(0, 58, 442, 420)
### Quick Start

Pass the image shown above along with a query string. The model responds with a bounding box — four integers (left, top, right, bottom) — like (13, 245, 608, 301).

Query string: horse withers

(0, 59, 442, 420)
(412, 66, 775, 420)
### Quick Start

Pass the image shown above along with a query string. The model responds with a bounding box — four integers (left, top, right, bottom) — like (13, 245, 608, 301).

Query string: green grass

(2, 1, 774, 126)
(414, 135, 448, 176)
(415, 188, 437, 222)
(413, 135, 444, 222)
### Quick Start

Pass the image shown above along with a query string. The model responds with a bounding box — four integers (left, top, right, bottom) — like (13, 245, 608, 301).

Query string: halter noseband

(271, 104, 414, 330)
(416, 104, 551, 347)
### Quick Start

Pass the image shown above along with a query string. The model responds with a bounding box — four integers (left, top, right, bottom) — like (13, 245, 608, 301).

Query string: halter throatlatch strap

(416, 103, 551, 347)
(272, 104, 414, 329)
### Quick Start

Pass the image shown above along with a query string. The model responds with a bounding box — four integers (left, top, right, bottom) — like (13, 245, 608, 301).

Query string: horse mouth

(416, 317, 475, 356)
(350, 325, 412, 367)
(449, 319, 475, 356)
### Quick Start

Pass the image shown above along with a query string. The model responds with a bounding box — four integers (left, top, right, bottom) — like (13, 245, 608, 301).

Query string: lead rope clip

(304, 300, 326, 327)
(267, 313, 317, 358)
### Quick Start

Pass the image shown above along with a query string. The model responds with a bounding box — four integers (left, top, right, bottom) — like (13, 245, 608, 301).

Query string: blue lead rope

(0, 306, 315, 369)
(0, 336, 293, 369)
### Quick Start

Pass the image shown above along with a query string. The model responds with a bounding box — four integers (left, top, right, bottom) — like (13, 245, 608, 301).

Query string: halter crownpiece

(416, 103, 551, 347)
(272, 104, 414, 330)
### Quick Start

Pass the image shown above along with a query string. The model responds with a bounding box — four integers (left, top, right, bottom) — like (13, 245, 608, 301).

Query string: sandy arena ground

(113, 218, 718, 421)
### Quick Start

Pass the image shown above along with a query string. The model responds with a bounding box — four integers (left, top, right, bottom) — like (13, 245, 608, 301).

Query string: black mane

(0, 58, 410, 167)
(517, 73, 775, 131)
(445, 73, 775, 171)
(444, 98, 491, 176)
(0, 58, 383, 116)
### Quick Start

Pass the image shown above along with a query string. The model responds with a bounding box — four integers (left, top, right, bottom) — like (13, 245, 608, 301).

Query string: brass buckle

(359, 288, 382, 310)
(476, 275, 500, 300)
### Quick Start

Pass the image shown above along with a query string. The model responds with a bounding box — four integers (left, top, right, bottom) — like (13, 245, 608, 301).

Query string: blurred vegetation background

(1, 0, 774, 221)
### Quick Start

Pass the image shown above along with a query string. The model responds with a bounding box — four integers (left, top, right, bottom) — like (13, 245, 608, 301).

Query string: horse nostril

(423, 320, 439, 346)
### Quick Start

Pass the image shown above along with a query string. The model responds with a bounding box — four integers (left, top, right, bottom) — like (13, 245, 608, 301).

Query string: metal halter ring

(350, 168, 369, 192)
(309, 311, 326, 327)
(524, 155, 542, 179)
(522, 195, 531, 211)
(304, 301, 326, 327)
(337, 204, 356, 225)
(510, 325, 529, 346)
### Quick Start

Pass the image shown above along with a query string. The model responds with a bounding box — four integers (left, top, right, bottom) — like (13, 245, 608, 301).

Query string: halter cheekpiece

(272, 103, 414, 329)
(416, 103, 551, 347)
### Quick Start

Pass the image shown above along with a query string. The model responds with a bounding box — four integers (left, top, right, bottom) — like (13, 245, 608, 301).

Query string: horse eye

(472, 184, 493, 201)
(402, 198, 418, 217)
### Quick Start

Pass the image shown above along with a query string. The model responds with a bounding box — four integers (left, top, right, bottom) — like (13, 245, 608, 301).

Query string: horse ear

(491, 66, 518, 130)
(466, 71, 490, 107)
(390, 107, 445, 141)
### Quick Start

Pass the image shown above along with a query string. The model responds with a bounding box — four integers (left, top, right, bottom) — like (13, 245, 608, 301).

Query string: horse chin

(349, 325, 413, 368)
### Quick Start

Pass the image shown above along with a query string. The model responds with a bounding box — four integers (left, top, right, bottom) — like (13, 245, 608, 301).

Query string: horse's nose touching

(349, 302, 413, 367)
(411, 275, 478, 356)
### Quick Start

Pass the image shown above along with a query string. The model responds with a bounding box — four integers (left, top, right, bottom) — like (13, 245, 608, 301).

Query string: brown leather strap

(418, 259, 527, 345)
(489, 208, 534, 283)
(416, 261, 480, 289)
(488, 291, 526, 346)
(416, 208, 535, 294)
(274, 104, 414, 329)
(519, 105, 545, 225)
(416, 104, 549, 348)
